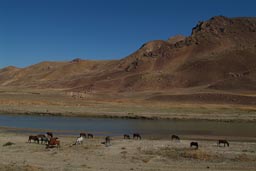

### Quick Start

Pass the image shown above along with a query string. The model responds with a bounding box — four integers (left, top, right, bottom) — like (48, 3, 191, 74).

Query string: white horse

(75, 136, 84, 145)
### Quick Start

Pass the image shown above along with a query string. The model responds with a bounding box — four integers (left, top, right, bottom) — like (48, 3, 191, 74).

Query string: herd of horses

(28, 132, 230, 149)
(171, 134, 230, 149)
(28, 132, 60, 148)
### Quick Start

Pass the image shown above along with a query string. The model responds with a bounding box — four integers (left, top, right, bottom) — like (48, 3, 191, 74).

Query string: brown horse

(133, 133, 141, 140)
(218, 140, 229, 147)
(88, 133, 93, 139)
(124, 134, 130, 139)
(190, 142, 199, 149)
(46, 137, 60, 148)
(28, 136, 39, 143)
(171, 135, 180, 141)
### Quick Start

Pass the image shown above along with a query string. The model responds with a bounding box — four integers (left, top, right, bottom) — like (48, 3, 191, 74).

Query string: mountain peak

(167, 35, 186, 44)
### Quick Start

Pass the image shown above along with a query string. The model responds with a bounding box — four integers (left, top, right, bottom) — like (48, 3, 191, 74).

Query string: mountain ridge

(1, 16, 256, 93)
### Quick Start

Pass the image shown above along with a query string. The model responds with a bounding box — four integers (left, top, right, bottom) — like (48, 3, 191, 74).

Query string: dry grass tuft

(3, 142, 15, 147)
(233, 154, 256, 162)
(180, 149, 213, 160)
(143, 147, 218, 161)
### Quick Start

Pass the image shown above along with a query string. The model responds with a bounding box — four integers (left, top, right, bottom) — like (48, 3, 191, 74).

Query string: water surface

(0, 114, 255, 139)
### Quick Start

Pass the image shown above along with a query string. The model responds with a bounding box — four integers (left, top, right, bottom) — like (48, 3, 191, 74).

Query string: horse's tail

(227, 141, 229, 147)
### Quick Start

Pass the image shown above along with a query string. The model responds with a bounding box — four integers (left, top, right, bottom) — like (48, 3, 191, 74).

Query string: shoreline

(1, 110, 256, 123)
(1, 126, 256, 143)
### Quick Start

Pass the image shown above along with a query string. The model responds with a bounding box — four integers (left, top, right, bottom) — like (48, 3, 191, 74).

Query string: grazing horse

(171, 135, 180, 141)
(105, 136, 111, 146)
(88, 133, 93, 139)
(133, 133, 141, 140)
(218, 140, 229, 147)
(37, 134, 48, 144)
(190, 142, 199, 149)
(40, 137, 49, 144)
(46, 132, 53, 138)
(28, 136, 39, 143)
(74, 136, 84, 145)
(80, 133, 87, 138)
(46, 137, 60, 148)
(124, 134, 130, 139)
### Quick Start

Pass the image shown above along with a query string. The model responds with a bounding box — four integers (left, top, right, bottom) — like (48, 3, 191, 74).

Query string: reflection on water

(0, 114, 255, 138)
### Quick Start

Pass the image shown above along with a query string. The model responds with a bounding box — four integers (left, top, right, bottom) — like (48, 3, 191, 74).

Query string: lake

(0, 114, 255, 139)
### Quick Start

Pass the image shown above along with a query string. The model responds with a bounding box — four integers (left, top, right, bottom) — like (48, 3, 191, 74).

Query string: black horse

(171, 135, 180, 141)
(46, 132, 53, 138)
(88, 133, 94, 139)
(218, 140, 229, 147)
(105, 136, 111, 146)
(80, 133, 87, 138)
(37, 134, 48, 144)
(190, 142, 199, 149)
(124, 134, 130, 139)
(133, 133, 142, 140)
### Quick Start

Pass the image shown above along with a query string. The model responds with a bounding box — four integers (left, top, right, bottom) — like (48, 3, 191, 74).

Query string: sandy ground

(0, 130, 255, 171)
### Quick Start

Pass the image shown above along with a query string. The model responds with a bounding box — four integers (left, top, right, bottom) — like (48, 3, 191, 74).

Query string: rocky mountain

(1, 16, 256, 93)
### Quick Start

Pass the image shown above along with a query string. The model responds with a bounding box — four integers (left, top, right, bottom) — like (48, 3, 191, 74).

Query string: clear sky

(1, 0, 256, 68)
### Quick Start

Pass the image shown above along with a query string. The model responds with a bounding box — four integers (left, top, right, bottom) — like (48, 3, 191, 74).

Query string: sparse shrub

(3, 142, 15, 147)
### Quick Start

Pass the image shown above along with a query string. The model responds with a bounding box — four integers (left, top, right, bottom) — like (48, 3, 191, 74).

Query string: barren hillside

(1, 16, 256, 95)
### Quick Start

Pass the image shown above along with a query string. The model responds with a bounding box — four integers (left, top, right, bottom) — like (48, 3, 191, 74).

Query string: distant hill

(1, 16, 256, 93)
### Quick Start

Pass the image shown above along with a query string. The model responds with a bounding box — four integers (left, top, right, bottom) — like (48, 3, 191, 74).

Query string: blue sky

(0, 0, 256, 68)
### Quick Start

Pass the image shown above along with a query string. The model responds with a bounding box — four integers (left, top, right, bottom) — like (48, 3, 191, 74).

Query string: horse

(171, 135, 180, 141)
(218, 140, 229, 147)
(133, 133, 141, 140)
(40, 137, 49, 144)
(46, 137, 60, 148)
(190, 142, 199, 149)
(74, 136, 84, 145)
(28, 135, 39, 144)
(37, 134, 48, 144)
(88, 133, 93, 139)
(80, 133, 87, 138)
(105, 136, 111, 146)
(46, 132, 53, 138)
(124, 134, 130, 139)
